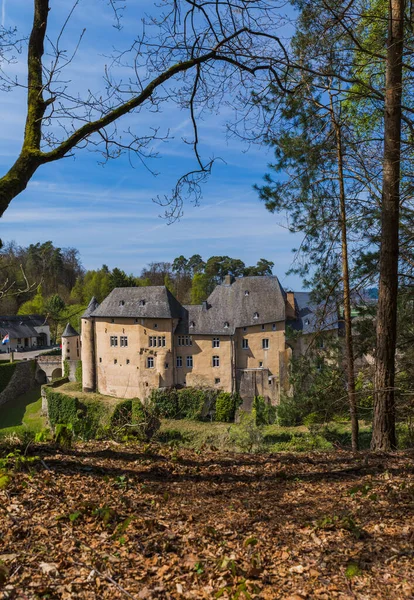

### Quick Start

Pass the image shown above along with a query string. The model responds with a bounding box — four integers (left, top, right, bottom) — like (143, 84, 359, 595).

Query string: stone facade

(80, 276, 340, 405)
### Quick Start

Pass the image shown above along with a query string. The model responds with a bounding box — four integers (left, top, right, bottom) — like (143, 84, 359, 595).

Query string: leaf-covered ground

(0, 443, 413, 599)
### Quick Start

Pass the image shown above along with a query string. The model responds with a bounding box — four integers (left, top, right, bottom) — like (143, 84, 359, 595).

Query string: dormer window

(254, 312, 259, 320)
(119, 300, 125, 306)
(190, 321, 195, 328)
(224, 322, 229, 329)
(305, 319, 310, 325)
(245, 290, 249, 296)
(139, 300, 145, 306)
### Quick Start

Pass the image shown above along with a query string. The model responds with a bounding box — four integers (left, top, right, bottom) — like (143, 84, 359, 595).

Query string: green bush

(177, 388, 207, 420)
(215, 392, 241, 422)
(253, 396, 277, 426)
(0, 362, 17, 393)
(230, 411, 263, 452)
(110, 400, 133, 429)
(131, 399, 160, 441)
(75, 360, 82, 384)
(277, 395, 304, 427)
(54, 423, 73, 448)
(151, 388, 179, 418)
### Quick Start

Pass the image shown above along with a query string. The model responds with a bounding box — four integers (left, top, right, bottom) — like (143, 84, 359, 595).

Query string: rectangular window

(114, 359, 117, 364)
(259, 361, 263, 368)
(212, 355, 220, 367)
(261, 324, 265, 331)
(149, 336, 154, 347)
(215, 378, 221, 385)
(158, 336, 162, 347)
(243, 327, 247, 332)
(147, 357, 154, 368)
(242, 339, 249, 349)
(165, 363, 169, 369)
(120, 336, 128, 347)
(185, 335, 192, 346)
(186, 356, 193, 368)
(162, 336, 166, 347)
(110, 336, 118, 347)
(176, 356, 183, 368)
(126, 359, 130, 364)
(178, 336, 182, 346)
(262, 338, 269, 349)
(212, 337, 220, 348)
(272, 323, 276, 331)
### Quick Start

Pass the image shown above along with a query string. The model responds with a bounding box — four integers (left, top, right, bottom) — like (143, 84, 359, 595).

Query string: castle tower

(61, 323, 80, 380)
(81, 296, 99, 393)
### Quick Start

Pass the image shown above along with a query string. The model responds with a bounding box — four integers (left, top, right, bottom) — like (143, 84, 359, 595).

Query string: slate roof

(62, 323, 79, 338)
(288, 292, 339, 334)
(0, 315, 48, 339)
(176, 276, 287, 335)
(82, 296, 100, 318)
(90, 287, 184, 320)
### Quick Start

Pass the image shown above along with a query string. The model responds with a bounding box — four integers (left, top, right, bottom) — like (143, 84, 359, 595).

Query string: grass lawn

(58, 381, 121, 408)
(159, 417, 373, 451)
(0, 385, 45, 437)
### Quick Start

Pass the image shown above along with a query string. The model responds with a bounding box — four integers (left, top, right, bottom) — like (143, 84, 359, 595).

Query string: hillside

(0, 442, 413, 599)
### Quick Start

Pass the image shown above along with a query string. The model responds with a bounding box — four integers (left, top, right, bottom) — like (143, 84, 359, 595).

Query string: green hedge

(151, 387, 219, 421)
(215, 392, 242, 422)
(0, 362, 17, 393)
(45, 387, 80, 428)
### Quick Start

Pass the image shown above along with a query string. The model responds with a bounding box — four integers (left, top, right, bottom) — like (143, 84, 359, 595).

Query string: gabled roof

(176, 276, 286, 335)
(90, 287, 184, 319)
(62, 323, 79, 338)
(0, 315, 48, 339)
(288, 292, 339, 334)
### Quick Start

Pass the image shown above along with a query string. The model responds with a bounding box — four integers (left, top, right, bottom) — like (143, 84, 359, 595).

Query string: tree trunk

(371, 0, 404, 451)
(330, 98, 359, 452)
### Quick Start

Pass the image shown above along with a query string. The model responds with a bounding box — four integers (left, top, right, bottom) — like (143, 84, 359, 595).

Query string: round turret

(81, 297, 99, 392)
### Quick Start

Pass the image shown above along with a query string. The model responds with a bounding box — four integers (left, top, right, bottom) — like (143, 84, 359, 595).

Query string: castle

(62, 276, 339, 407)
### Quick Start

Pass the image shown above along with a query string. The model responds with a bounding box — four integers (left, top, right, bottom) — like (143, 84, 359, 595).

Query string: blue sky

(0, 0, 304, 289)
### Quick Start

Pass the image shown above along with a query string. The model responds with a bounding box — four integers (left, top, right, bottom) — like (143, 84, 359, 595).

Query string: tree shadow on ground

(0, 385, 42, 429)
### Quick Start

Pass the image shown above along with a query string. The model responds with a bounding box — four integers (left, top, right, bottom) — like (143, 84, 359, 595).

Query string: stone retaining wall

(0, 360, 37, 407)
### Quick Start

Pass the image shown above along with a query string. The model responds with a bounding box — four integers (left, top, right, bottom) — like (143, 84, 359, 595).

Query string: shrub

(230, 411, 263, 452)
(75, 360, 82, 384)
(177, 388, 207, 420)
(132, 399, 161, 441)
(0, 362, 17, 393)
(110, 400, 133, 429)
(54, 423, 73, 448)
(215, 392, 241, 422)
(277, 395, 303, 427)
(151, 388, 179, 418)
(253, 396, 277, 426)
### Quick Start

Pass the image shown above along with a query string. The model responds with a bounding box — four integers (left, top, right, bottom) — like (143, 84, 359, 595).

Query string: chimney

(202, 301, 209, 311)
(285, 291, 296, 319)
(223, 274, 234, 285)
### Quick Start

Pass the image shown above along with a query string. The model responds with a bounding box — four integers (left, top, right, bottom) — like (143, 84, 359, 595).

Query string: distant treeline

(0, 241, 274, 339)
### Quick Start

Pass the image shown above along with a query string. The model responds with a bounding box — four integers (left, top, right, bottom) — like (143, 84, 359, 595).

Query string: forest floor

(0, 442, 413, 599)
